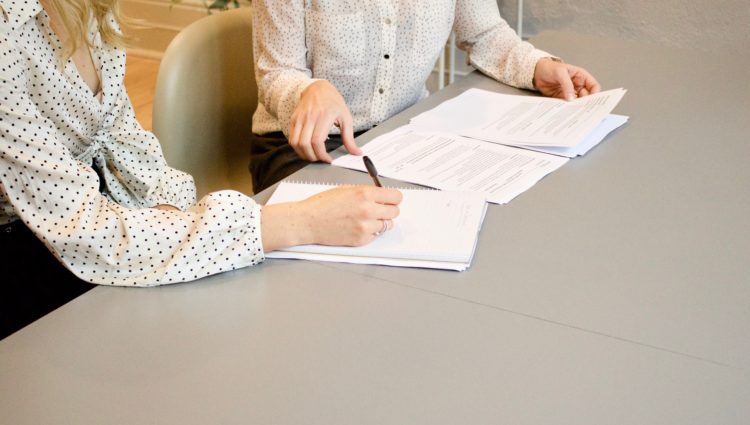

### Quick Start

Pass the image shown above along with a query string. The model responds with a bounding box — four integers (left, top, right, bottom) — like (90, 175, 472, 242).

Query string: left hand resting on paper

(533, 58, 601, 101)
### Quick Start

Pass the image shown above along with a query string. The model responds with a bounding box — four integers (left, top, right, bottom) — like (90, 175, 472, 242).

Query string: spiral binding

(281, 180, 437, 191)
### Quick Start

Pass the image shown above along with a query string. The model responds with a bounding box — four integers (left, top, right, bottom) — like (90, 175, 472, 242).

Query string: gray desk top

(262, 32, 750, 369)
(1, 32, 749, 424)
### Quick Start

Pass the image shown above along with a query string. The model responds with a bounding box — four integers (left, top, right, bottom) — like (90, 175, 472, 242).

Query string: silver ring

(373, 219, 388, 236)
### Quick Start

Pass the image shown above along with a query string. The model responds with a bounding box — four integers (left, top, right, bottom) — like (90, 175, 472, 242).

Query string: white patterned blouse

(252, 0, 554, 137)
(0, 0, 264, 286)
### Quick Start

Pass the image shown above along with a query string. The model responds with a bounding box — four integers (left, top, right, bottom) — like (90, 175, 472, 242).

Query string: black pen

(362, 156, 383, 187)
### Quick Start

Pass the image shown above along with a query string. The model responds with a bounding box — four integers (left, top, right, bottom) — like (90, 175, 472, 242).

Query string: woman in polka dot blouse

(0, 0, 402, 339)
(250, 0, 602, 192)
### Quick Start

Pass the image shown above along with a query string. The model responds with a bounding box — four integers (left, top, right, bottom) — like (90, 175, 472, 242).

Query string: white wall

(441, 0, 750, 88)
(122, 1, 748, 113)
(123, 1, 750, 60)
(499, 0, 750, 53)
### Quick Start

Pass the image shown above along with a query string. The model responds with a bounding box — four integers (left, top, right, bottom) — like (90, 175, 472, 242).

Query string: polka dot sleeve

(1, 36, 265, 286)
(252, 0, 321, 138)
(454, 0, 554, 90)
(103, 80, 197, 211)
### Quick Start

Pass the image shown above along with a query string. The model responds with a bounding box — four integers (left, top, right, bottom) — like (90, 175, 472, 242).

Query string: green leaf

(208, 0, 229, 10)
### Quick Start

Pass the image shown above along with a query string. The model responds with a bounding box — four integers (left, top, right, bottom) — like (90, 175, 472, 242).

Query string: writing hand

(261, 186, 402, 251)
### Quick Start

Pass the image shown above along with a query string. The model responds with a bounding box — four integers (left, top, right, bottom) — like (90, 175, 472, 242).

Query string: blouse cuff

(142, 166, 197, 211)
(247, 201, 266, 263)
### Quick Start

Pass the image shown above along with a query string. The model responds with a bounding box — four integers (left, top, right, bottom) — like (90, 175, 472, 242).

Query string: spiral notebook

(265, 182, 488, 271)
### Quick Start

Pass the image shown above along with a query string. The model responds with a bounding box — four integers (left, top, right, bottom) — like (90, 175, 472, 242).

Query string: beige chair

(152, 7, 256, 197)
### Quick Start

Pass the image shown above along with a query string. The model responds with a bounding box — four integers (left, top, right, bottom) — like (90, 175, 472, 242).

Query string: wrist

(261, 202, 315, 252)
(302, 79, 331, 97)
(292, 201, 316, 246)
(532, 57, 562, 90)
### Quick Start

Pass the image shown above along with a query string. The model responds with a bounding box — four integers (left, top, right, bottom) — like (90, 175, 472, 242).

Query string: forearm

(455, 0, 553, 89)
(260, 186, 404, 252)
(48, 192, 263, 286)
(260, 202, 314, 252)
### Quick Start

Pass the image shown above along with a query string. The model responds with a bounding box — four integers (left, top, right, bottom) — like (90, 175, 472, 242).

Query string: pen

(363, 156, 383, 187)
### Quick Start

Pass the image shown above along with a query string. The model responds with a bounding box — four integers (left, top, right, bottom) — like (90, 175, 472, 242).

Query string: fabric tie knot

(77, 127, 165, 206)
(77, 132, 106, 164)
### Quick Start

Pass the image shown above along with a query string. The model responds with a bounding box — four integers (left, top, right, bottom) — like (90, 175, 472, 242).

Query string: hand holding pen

(363, 156, 394, 236)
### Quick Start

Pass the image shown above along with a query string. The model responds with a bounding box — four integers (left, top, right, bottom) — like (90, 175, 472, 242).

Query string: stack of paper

(265, 182, 487, 271)
(409, 88, 628, 158)
(333, 88, 628, 204)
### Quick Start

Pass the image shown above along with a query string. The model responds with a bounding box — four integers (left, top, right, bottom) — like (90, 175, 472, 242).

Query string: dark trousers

(0, 220, 95, 340)
(249, 131, 365, 193)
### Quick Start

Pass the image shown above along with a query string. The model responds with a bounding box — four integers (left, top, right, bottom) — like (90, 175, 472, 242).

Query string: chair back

(152, 7, 256, 196)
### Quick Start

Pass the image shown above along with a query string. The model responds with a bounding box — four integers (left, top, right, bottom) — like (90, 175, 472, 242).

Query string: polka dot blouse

(0, 0, 264, 286)
(252, 0, 554, 137)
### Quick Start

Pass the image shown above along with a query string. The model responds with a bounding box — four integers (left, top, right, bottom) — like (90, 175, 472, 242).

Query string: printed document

(333, 128, 568, 204)
(516, 114, 629, 157)
(410, 88, 627, 148)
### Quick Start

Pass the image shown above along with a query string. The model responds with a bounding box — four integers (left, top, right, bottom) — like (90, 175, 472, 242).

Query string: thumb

(556, 66, 576, 101)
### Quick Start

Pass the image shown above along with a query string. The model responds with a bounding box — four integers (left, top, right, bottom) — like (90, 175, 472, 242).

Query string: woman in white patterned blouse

(250, 0, 602, 191)
(0, 0, 402, 339)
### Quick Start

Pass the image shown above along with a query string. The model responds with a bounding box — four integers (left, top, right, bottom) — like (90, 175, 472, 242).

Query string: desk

(1, 33, 748, 424)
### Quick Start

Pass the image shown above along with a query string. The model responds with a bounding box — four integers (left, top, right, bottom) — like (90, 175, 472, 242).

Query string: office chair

(152, 7, 256, 197)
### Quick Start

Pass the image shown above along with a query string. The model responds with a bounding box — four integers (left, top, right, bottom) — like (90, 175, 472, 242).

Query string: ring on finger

(373, 219, 388, 236)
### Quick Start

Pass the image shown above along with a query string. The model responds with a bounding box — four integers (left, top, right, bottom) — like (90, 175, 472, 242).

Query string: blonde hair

(47, 0, 128, 60)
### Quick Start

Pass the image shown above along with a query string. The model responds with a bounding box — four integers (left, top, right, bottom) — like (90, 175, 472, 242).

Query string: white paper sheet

(333, 128, 568, 204)
(265, 182, 488, 271)
(509, 114, 629, 158)
(410, 88, 627, 148)
(267, 251, 472, 271)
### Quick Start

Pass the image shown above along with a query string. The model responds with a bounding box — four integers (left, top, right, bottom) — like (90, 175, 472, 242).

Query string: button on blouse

(251, 0, 554, 137)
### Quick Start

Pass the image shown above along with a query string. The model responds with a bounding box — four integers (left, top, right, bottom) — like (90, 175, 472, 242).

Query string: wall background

(499, 0, 750, 53)
(123, 0, 750, 57)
